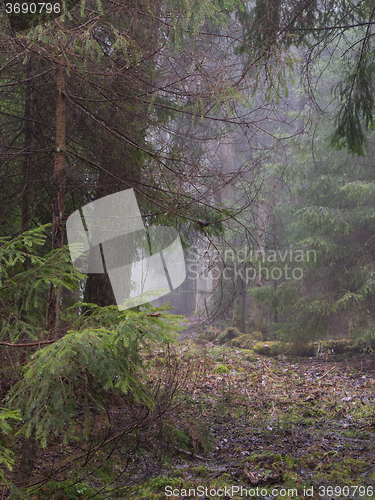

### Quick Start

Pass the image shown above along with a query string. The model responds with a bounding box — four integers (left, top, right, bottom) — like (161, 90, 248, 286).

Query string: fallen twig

(262, 361, 280, 380)
(171, 444, 207, 461)
(317, 365, 336, 380)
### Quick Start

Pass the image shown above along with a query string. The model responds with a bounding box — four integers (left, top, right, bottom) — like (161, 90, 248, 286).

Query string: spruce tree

(253, 113, 375, 348)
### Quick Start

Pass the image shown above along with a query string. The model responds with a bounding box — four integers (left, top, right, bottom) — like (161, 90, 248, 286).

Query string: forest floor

(129, 327, 375, 500)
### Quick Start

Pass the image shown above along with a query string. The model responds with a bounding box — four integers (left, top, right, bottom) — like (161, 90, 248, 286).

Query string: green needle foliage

(330, 44, 375, 156)
(7, 303, 182, 448)
(235, 1, 375, 154)
(0, 225, 84, 341)
(0, 226, 185, 487)
(0, 408, 20, 482)
(252, 116, 375, 347)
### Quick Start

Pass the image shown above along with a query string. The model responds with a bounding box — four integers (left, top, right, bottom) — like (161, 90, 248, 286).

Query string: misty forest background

(1, 0, 375, 497)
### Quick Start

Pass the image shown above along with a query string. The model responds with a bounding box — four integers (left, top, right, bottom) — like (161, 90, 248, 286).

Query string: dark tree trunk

(46, 61, 66, 334)
(20, 62, 33, 365)
(14, 429, 37, 489)
(84, 273, 116, 307)
(21, 61, 31, 238)
(83, 168, 118, 307)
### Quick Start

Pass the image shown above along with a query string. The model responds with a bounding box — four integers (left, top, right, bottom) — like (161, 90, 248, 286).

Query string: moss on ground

(253, 341, 284, 356)
(122, 341, 375, 499)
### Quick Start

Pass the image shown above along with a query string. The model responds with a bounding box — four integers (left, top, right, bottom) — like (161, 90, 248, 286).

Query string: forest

(1, 0, 375, 497)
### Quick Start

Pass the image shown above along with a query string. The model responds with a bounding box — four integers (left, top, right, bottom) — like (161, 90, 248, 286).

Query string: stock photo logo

(66, 189, 186, 310)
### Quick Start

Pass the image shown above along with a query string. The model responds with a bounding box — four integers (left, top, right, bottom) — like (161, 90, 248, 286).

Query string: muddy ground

(128, 328, 375, 500)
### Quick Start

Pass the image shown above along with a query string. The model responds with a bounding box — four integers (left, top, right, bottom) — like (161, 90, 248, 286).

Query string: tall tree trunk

(46, 61, 66, 334)
(256, 192, 271, 286)
(14, 65, 38, 489)
(232, 273, 246, 332)
(253, 177, 273, 337)
(84, 272, 116, 307)
(14, 429, 37, 489)
(21, 61, 31, 238)
(83, 167, 117, 307)
(16, 58, 66, 489)
(19, 62, 33, 368)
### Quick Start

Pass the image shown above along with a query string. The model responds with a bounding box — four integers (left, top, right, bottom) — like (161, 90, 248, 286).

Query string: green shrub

(215, 364, 230, 374)
(7, 303, 182, 447)
(0, 225, 84, 342)
(32, 480, 96, 500)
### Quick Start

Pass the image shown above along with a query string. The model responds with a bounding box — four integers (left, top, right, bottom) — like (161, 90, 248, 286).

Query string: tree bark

(232, 273, 246, 332)
(18, 59, 65, 489)
(46, 61, 66, 334)
(21, 61, 31, 237)
(83, 167, 117, 307)
(84, 272, 116, 307)
(256, 196, 271, 286)
(19, 61, 33, 366)
(13, 429, 37, 489)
